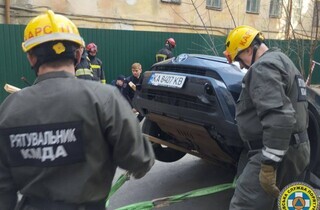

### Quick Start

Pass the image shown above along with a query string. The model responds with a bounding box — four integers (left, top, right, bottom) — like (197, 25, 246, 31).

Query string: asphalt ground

(108, 154, 236, 210)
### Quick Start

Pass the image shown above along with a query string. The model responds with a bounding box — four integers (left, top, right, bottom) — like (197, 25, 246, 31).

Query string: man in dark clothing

(75, 47, 94, 80)
(112, 75, 125, 90)
(0, 10, 155, 210)
(155, 38, 176, 62)
(112, 74, 129, 100)
(86, 43, 106, 84)
(224, 25, 310, 210)
(125, 63, 143, 105)
(124, 63, 144, 121)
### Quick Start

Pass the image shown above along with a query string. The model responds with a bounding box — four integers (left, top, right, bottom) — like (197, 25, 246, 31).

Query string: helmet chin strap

(251, 44, 259, 66)
(240, 44, 259, 70)
(242, 60, 250, 70)
(165, 43, 171, 50)
(237, 56, 250, 70)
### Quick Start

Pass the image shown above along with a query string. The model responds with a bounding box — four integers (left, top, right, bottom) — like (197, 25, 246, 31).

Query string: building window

(269, 0, 282, 18)
(246, 0, 260, 14)
(206, 0, 222, 10)
(313, 1, 320, 27)
(161, 0, 181, 4)
(293, 0, 302, 22)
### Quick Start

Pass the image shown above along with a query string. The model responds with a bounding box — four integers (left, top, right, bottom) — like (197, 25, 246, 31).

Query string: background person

(86, 42, 106, 84)
(111, 74, 129, 99)
(0, 10, 155, 210)
(111, 74, 125, 87)
(125, 62, 143, 105)
(75, 46, 94, 80)
(224, 25, 310, 210)
(155, 38, 176, 62)
(125, 62, 144, 121)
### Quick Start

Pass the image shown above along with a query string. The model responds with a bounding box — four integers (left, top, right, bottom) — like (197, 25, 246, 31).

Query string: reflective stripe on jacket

(75, 68, 93, 77)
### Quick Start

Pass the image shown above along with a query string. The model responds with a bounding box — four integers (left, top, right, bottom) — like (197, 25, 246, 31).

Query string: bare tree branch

(224, 0, 236, 27)
(190, 0, 219, 55)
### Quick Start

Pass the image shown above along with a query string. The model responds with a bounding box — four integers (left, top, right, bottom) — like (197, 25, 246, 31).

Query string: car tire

(152, 144, 186, 162)
(142, 118, 186, 162)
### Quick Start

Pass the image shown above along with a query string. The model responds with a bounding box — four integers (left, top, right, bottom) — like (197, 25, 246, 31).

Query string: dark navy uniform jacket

(75, 51, 94, 80)
(89, 55, 106, 83)
(156, 46, 173, 62)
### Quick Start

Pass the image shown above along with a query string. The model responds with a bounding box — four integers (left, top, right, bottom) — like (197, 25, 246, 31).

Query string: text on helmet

(26, 25, 72, 40)
(239, 30, 254, 47)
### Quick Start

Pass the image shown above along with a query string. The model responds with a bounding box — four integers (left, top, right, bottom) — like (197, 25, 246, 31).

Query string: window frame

(206, 0, 222, 10)
(160, 0, 181, 4)
(269, 0, 282, 18)
(313, 1, 320, 27)
(246, 0, 260, 14)
(293, 0, 302, 22)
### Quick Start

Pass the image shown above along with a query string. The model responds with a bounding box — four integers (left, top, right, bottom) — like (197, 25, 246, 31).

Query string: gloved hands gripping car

(259, 146, 286, 198)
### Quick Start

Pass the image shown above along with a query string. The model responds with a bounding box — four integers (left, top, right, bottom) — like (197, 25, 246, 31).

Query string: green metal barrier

(106, 172, 236, 210)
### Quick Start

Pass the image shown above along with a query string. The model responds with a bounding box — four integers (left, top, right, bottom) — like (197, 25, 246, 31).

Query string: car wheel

(152, 144, 186, 162)
(142, 118, 186, 162)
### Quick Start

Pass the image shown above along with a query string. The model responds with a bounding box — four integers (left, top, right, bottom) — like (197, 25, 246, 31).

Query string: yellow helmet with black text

(22, 10, 84, 52)
(223, 25, 264, 63)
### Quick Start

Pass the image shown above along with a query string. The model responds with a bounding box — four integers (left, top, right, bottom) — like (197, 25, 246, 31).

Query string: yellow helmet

(22, 10, 84, 52)
(223, 25, 264, 63)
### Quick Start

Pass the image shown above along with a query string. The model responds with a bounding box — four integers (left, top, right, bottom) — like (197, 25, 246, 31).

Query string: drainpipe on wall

(5, 0, 10, 24)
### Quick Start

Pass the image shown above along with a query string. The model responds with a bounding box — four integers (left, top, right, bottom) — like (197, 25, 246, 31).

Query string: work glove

(131, 158, 155, 179)
(259, 163, 280, 198)
(131, 171, 147, 179)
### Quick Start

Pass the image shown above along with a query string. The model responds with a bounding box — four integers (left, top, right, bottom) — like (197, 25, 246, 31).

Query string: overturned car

(133, 53, 320, 183)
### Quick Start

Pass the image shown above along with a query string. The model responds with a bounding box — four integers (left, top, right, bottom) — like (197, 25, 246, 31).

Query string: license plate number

(148, 73, 186, 88)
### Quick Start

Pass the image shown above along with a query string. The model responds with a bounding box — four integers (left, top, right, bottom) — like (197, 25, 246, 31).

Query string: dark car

(133, 53, 320, 185)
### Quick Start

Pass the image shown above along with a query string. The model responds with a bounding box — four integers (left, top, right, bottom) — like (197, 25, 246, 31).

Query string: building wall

(0, 0, 319, 102)
(0, 0, 317, 39)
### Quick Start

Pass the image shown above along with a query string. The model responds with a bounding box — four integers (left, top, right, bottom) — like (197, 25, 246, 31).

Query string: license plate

(148, 73, 186, 88)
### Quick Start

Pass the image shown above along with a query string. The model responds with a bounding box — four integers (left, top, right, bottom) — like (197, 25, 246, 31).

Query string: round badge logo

(278, 182, 319, 210)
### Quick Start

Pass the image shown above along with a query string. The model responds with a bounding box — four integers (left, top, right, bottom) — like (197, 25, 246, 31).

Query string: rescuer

(155, 38, 176, 62)
(86, 42, 106, 83)
(75, 46, 94, 80)
(224, 25, 310, 210)
(0, 10, 154, 210)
